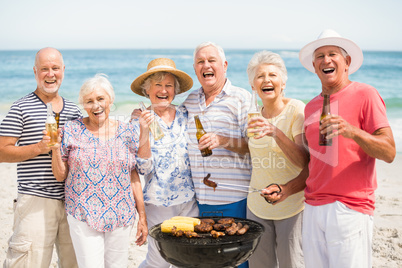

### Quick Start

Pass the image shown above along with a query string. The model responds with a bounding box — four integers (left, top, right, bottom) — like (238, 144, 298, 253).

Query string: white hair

(78, 73, 115, 105)
(247, 51, 288, 86)
(193, 41, 226, 65)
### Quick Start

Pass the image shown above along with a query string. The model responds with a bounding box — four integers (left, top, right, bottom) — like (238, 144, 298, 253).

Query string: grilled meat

(213, 223, 232, 231)
(184, 231, 200, 238)
(217, 218, 235, 225)
(195, 223, 213, 233)
(237, 224, 249, 235)
(226, 223, 241, 236)
(211, 230, 225, 238)
(203, 173, 217, 190)
(200, 218, 215, 226)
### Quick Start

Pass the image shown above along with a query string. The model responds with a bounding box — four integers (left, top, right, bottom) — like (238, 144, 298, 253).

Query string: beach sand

(1, 156, 401, 267)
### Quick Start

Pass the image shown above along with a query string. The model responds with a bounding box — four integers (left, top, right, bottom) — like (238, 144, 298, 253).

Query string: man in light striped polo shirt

(184, 42, 252, 223)
(0, 48, 82, 267)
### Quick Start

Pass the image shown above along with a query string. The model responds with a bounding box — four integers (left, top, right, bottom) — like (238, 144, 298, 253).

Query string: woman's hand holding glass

(138, 109, 156, 133)
(247, 117, 277, 139)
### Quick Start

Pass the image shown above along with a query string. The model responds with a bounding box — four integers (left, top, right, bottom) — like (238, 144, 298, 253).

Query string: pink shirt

(61, 119, 138, 232)
(304, 82, 389, 215)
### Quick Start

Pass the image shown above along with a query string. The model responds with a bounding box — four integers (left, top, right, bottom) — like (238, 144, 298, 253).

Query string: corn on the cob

(161, 220, 194, 233)
(169, 216, 201, 226)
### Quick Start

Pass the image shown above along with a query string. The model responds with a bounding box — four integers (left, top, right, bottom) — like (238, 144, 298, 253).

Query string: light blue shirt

(183, 79, 252, 205)
(132, 105, 195, 207)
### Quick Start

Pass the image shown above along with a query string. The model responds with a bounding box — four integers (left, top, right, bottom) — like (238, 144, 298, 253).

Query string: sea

(0, 49, 401, 153)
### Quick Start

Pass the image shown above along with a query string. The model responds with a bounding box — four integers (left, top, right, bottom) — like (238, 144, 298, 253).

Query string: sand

(1, 155, 401, 267)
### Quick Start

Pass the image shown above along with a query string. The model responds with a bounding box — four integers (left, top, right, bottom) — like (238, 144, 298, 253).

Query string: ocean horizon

(0, 49, 401, 152)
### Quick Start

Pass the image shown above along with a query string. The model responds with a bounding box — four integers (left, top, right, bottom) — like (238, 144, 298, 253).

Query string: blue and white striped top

(0, 92, 82, 200)
(183, 79, 252, 205)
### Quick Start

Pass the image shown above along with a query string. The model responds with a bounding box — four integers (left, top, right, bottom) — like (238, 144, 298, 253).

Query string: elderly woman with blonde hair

(51, 73, 147, 268)
(246, 51, 309, 268)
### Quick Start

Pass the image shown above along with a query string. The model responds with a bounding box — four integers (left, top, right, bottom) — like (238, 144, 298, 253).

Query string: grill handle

(220, 243, 254, 254)
(201, 211, 224, 217)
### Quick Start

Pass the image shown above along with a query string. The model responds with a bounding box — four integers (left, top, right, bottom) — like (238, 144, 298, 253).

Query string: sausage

(237, 224, 250, 235)
(203, 173, 217, 190)
(225, 223, 240, 236)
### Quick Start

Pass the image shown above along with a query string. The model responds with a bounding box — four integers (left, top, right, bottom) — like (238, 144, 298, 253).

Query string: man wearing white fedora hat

(298, 29, 396, 267)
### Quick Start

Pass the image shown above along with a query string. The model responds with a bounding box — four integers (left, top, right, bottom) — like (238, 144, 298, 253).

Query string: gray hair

(78, 73, 115, 105)
(141, 72, 180, 98)
(34, 47, 64, 69)
(247, 51, 288, 86)
(193, 41, 227, 65)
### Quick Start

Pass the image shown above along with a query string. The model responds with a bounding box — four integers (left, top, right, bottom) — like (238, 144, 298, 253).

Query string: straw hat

(299, 29, 363, 75)
(131, 58, 193, 96)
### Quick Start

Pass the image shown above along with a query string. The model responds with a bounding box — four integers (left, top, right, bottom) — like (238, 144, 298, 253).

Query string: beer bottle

(194, 115, 212, 157)
(139, 102, 164, 141)
(247, 89, 260, 138)
(319, 94, 332, 146)
(45, 103, 58, 147)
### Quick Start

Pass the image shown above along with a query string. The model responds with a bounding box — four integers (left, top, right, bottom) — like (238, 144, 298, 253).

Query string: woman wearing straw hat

(131, 58, 199, 268)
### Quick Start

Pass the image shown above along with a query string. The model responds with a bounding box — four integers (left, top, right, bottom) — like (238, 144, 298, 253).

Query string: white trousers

(302, 201, 373, 268)
(139, 199, 199, 268)
(67, 215, 132, 268)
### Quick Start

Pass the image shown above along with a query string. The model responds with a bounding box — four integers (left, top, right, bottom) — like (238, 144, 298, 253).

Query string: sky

(0, 0, 401, 51)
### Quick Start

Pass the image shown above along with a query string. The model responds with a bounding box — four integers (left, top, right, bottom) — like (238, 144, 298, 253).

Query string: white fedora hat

(299, 29, 363, 75)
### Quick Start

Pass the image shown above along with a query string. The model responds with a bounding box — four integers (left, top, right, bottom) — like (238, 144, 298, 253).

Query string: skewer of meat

(203, 173, 217, 191)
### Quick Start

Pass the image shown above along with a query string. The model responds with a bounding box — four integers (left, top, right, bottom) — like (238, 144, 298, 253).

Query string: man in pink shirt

(298, 30, 396, 267)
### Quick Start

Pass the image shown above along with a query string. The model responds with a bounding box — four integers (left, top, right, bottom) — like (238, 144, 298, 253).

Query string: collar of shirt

(198, 79, 236, 109)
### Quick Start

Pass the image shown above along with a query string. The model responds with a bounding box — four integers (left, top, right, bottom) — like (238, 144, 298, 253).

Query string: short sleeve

(0, 103, 24, 138)
(361, 87, 389, 134)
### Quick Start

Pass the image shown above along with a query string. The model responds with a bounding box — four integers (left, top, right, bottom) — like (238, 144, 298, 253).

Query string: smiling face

(83, 87, 111, 125)
(252, 64, 285, 102)
(313, 45, 351, 90)
(33, 48, 65, 96)
(147, 73, 176, 108)
(193, 45, 228, 93)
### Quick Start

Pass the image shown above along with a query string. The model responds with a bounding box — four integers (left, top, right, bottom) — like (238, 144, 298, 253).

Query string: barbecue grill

(149, 217, 264, 268)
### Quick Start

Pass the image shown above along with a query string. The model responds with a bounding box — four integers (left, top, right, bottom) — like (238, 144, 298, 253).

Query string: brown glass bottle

(319, 94, 332, 146)
(194, 115, 212, 157)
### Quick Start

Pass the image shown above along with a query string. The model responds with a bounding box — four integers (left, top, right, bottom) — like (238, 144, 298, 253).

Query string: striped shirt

(0, 92, 82, 200)
(183, 79, 252, 205)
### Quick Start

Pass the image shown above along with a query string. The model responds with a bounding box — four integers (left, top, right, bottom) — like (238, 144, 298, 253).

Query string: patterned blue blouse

(132, 105, 195, 207)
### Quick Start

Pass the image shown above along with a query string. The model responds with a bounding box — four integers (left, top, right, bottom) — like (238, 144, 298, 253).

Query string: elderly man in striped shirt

(0, 47, 82, 267)
(184, 41, 252, 227)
